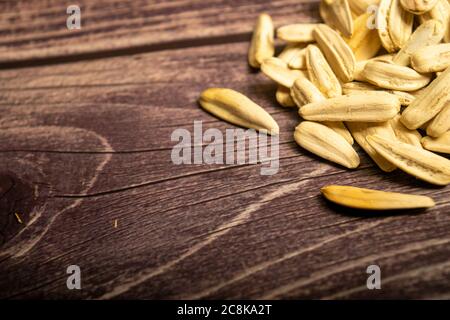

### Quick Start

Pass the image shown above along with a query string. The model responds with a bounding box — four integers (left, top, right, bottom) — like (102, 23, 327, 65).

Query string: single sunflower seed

(411, 43, 450, 73)
(299, 92, 400, 122)
(248, 13, 275, 68)
(291, 77, 326, 107)
(421, 131, 450, 154)
(277, 24, 317, 43)
(377, 0, 398, 53)
(367, 134, 450, 185)
(393, 19, 444, 66)
(294, 121, 360, 168)
(321, 185, 435, 210)
(426, 102, 450, 137)
(401, 66, 450, 129)
(389, 0, 414, 49)
(319, 0, 354, 37)
(199, 88, 279, 135)
(417, 0, 450, 43)
(313, 24, 356, 82)
(306, 44, 342, 98)
(361, 60, 432, 91)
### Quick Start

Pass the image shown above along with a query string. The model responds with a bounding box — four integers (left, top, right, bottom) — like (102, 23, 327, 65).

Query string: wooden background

(0, 0, 449, 299)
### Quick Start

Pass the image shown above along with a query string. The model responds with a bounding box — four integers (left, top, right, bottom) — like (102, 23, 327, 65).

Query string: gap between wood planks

(0, 32, 252, 70)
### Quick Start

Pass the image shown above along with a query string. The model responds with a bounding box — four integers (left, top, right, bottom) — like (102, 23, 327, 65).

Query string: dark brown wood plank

(0, 0, 319, 64)
(0, 39, 449, 299)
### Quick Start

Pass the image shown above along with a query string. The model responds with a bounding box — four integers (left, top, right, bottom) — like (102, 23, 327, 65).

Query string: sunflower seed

(299, 92, 400, 122)
(319, 0, 354, 37)
(411, 43, 450, 73)
(389, 0, 414, 49)
(248, 13, 275, 68)
(294, 121, 360, 168)
(346, 121, 398, 172)
(361, 60, 432, 91)
(401, 66, 450, 129)
(313, 24, 356, 82)
(291, 77, 326, 107)
(418, 0, 450, 42)
(321, 185, 435, 210)
(422, 131, 450, 154)
(306, 44, 342, 98)
(426, 102, 450, 137)
(377, 0, 398, 53)
(393, 19, 445, 66)
(199, 88, 279, 135)
(277, 24, 317, 43)
(367, 134, 450, 185)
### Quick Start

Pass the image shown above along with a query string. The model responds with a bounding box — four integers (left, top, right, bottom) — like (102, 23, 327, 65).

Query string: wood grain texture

(0, 0, 449, 300)
(0, 0, 319, 64)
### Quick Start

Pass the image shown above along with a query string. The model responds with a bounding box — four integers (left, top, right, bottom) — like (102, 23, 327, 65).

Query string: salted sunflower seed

(294, 121, 360, 168)
(276, 85, 296, 107)
(418, 0, 450, 43)
(426, 103, 450, 137)
(393, 19, 444, 66)
(306, 44, 342, 98)
(321, 185, 435, 210)
(248, 13, 275, 68)
(319, 0, 354, 37)
(277, 24, 317, 43)
(389, 0, 414, 49)
(361, 60, 432, 91)
(344, 13, 381, 61)
(389, 114, 423, 147)
(299, 92, 400, 122)
(367, 134, 450, 185)
(346, 121, 398, 172)
(400, 0, 439, 14)
(261, 57, 306, 88)
(401, 66, 450, 129)
(199, 88, 279, 135)
(313, 24, 356, 82)
(290, 77, 326, 107)
(377, 0, 398, 53)
(411, 43, 450, 73)
(421, 131, 450, 154)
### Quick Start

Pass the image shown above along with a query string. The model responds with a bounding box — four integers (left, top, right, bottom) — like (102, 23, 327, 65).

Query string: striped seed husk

(248, 13, 275, 68)
(321, 185, 435, 210)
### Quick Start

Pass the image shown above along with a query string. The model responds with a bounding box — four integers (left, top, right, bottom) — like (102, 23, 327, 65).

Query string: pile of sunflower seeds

(199, 0, 450, 210)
